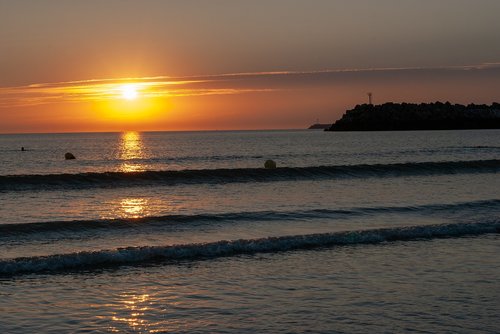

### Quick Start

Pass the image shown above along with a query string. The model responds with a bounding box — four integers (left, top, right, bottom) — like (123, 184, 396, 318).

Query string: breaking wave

(1, 159, 499, 191)
(0, 221, 499, 276)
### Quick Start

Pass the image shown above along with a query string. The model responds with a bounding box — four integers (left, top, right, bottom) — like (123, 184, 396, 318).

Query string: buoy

(21, 147, 25, 151)
(264, 159, 276, 169)
(65, 152, 76, 160)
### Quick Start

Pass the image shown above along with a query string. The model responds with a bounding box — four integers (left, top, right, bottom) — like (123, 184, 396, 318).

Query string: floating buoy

(264, 159, 276, 169)
(65, 152, 76, 160)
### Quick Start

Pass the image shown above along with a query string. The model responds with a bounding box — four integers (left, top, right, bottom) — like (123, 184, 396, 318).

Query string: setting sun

(120, 84, 138, 100)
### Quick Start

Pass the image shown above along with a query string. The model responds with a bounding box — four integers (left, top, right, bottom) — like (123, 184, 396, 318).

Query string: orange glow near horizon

(1, 65, 500, 133)
(96, 96, 166, 127)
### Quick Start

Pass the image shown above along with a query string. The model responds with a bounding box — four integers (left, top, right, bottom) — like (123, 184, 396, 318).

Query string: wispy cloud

(0, 76, 278, 107)
(1, 63, 499, 108)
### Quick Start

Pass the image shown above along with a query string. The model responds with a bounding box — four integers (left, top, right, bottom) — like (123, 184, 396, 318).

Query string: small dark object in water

(264, 160, 277, 169)
(65, 152, 76, 160)
(21, 147, 25, 151)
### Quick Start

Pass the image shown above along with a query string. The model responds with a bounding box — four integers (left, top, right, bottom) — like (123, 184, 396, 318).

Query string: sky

(1, 0, 499, 133)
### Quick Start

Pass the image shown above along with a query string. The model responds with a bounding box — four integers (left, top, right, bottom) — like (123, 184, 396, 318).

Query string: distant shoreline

(326, 102, 500, 131)
(308, 123, 331, 130)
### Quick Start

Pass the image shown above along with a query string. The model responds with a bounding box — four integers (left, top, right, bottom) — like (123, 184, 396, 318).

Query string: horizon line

(0, 128, 314, 136)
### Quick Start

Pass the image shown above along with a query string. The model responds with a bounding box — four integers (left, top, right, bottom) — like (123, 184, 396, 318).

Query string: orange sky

(1, 1, 500, 133)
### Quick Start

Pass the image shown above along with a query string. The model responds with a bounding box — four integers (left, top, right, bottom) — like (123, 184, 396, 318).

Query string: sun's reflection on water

(99, 195, 183, 220)
(96, 285, 220, 332)
(119, 131, 145, 172)
(119, 198, 149, 218)
(108, 293, 152, 332)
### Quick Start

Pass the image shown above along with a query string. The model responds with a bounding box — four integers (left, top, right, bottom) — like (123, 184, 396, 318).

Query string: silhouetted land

(326, 102, 500, 131)
(308, 123, 331, 129)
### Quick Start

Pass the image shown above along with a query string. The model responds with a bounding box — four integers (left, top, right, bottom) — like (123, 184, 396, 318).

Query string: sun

(120, 84, 138, 100)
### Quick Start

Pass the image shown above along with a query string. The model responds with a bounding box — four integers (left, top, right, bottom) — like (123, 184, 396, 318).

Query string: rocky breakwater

(326, 102, 500, 131)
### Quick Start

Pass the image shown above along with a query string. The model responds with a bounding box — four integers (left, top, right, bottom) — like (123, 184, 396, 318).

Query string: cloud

(1, 63, 499, 108)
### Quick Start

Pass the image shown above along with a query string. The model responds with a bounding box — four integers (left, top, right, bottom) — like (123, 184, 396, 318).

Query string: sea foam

(1, 221, 498, 276)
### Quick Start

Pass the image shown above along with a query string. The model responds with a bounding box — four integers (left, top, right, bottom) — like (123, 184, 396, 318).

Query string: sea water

(0, 130, 499, 333)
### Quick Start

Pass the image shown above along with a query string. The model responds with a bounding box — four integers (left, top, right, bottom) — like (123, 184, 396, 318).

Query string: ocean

(0, 129, 499, 333)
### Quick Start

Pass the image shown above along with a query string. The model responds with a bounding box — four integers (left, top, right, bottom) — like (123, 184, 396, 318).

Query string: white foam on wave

(1, 221, 498, 276)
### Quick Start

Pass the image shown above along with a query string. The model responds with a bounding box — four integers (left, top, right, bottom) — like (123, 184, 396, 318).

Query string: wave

(461, 145, 500, 149)
(1, 221, 499, 276)
(1, 199, 499, 237)
(1, 159, 499, 191)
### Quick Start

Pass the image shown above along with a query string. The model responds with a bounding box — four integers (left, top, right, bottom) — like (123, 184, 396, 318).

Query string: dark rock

(326, 102, 500, 131)
(65, 152, 76, 160)
(264, 160, 277, 169)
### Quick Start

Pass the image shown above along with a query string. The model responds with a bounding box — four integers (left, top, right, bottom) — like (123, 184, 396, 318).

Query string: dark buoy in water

(21, 147, 25, 151)
(264, 159, 276, 169)
(65, 152, 76, 160)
